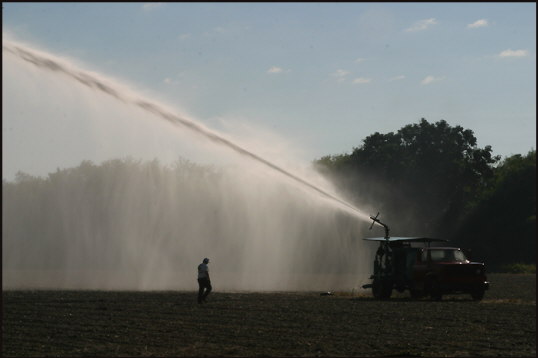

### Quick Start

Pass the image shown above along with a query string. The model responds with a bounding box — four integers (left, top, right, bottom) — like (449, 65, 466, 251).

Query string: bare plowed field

(2, 273, 535, 357)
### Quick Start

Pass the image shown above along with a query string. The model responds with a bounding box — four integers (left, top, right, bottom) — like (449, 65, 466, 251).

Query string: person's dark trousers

(198, 278, 212, 303)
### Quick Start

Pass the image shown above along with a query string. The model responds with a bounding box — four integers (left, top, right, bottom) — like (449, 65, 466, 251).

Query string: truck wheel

(430, 281, 442, 301)
(372, 279, 382, 299)
(410, 289, 422, 300)
(471, 289, 485, 301)
(372, 279, 392, 300)
(381, 283, 393, 300)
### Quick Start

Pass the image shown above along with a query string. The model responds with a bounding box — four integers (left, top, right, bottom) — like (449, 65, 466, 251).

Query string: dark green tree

(453, 150, 536, 268)
(315, 118, 500, 237)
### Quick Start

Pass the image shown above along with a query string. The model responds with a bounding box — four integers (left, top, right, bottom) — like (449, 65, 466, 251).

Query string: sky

(3, 2, 536, 181)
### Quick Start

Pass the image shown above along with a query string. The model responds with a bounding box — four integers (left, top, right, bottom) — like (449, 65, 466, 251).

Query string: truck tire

(410, 289, 423, 300)
(372, 278, 392, 300)
(429, 280, 442, 301)
(372, 279, 382, 299)
(471, 289, 485, 301)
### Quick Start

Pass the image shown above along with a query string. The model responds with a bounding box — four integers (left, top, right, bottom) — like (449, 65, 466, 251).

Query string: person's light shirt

(198, 263, 209, 279)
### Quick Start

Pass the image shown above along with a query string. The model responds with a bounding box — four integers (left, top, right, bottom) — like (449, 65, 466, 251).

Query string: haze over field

(3, 38, 377, 291)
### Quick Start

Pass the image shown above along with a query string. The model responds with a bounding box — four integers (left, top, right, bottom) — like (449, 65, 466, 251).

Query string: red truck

(362, 214, 489, 301)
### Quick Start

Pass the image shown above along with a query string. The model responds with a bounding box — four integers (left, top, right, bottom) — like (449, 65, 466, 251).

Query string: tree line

(314, 118, 535, 269)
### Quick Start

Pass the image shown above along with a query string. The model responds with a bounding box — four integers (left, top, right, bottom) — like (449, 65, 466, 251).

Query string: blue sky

(3, 2, 536, 179)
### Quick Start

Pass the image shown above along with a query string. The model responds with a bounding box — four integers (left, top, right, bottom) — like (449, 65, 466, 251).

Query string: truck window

(452, 250, 467, 262)
(429, 249, 467, 262)
(430, 250, 446, 262)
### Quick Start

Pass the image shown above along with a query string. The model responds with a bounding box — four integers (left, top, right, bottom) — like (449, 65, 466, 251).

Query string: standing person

(197, 258, 212, 304)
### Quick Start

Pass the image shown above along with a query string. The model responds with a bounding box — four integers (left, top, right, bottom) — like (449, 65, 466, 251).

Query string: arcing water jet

(3, 39, 371, 223)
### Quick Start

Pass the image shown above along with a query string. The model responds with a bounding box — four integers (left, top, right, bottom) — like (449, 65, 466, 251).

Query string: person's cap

(203, 258, 209, 264)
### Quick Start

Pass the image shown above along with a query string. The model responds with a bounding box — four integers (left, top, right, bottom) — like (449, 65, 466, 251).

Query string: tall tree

(453, 150, 536, 267)
(315, 118, 500, 237)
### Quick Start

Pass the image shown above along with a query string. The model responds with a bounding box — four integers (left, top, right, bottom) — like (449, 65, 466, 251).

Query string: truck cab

(411, 247, 489, 300)
(362, 215, 489, 300)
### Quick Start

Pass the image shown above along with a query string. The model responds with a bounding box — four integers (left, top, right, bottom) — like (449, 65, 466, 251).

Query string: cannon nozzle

(369, 212, 390, 239)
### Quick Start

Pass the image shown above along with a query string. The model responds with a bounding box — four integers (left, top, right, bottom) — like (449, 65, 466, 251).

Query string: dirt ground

(2, 273, 535, 357)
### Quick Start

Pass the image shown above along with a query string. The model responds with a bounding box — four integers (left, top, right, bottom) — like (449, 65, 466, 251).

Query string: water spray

(3, 38, 371, 222)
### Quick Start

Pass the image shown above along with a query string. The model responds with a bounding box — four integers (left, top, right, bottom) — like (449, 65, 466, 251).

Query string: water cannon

(369, 212, 390, 239)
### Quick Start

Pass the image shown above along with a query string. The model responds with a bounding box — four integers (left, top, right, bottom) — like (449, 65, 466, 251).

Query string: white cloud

(332, 69, 350, 83)
(421, 75, 445, 85)
(468, 19, 488, 29)
(178, 33, 191, 41)
(389, 75, 406, 81)
(498, 49, 529, 58)
(355, 57, 367, 63)
(267, 66, 290, 74)
(142, 3, 163, 11)
(333, 69, 350, 77)
(405, 18, 437, 32)
(352, 77, 372, 84)
(267, 66, 283, 74)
